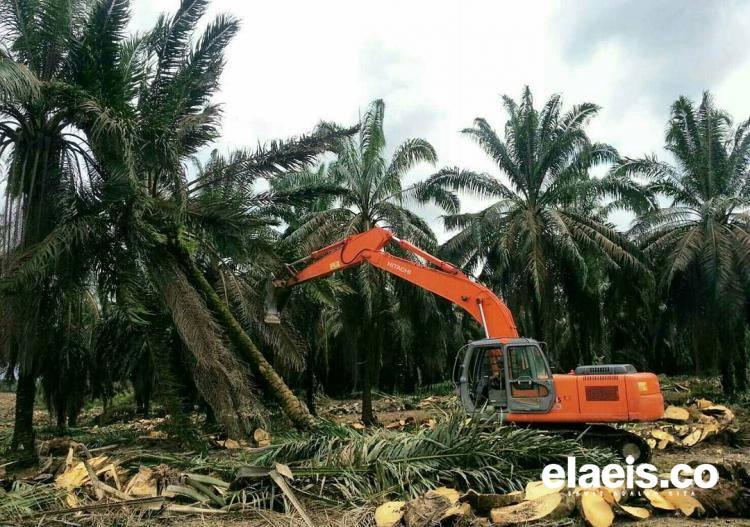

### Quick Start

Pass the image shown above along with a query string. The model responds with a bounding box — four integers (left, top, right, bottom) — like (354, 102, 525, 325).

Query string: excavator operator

(487, 348, 504, 387)
(474, 347, 506, 408)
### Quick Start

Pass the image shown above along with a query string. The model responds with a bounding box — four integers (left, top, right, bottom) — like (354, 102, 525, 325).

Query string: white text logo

(541, 457, 718, 490)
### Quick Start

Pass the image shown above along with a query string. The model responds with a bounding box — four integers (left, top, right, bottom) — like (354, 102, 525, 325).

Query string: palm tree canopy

(619, 92, 750, 308)
(428, 87, 641, 298)
(287, 99, 456, 253)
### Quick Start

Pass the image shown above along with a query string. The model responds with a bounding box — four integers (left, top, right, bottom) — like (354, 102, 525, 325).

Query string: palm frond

(252, 415, 616, 504)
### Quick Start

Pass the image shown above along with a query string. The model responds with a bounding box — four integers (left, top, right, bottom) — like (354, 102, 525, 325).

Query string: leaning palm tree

(617, 92, 750, 394)
(426, 87, 645, 368)
(84, 0, 350, 432)
(284, 99, 457, 424)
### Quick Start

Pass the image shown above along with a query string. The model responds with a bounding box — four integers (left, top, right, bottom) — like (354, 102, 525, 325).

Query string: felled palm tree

(617, 92, 750, 393)
(427, 87, 644, 367)
(285, 99, 456, 424)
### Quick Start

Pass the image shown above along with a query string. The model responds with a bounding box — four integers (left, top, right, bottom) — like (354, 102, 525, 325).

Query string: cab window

(508, 345, 549, 380)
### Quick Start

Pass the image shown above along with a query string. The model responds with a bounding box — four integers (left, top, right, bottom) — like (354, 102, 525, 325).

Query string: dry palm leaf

(374, 501, 406, 527)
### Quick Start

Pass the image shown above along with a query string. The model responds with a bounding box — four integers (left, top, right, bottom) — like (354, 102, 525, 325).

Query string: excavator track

(470, 415, 652, 463)
(527, 423, 652, 464)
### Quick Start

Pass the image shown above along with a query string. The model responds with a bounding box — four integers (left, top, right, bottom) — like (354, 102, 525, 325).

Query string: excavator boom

(267, 227, 518, 339)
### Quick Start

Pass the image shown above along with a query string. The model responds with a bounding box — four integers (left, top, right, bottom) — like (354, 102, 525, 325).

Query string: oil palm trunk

(10, 366, 36, 462)
(178, 248, 316, 430)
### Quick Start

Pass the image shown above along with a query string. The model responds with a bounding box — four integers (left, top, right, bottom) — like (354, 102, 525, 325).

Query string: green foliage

(426, 87, 644, 369)
(0, 481, 63, 521)
(278, 100, 462, 420)
(0, 0, 748, 455)
(617, 92, 750, 393)
(252, 414, 616, 503)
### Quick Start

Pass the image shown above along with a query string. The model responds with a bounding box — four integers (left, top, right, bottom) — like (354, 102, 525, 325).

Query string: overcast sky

(132, 0, 750, 238)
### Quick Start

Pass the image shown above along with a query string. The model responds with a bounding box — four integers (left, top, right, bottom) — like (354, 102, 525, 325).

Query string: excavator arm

(266, 227, 519, 339)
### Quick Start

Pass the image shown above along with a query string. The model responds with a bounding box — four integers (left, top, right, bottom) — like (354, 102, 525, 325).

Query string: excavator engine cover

(575, 364, 637, 375)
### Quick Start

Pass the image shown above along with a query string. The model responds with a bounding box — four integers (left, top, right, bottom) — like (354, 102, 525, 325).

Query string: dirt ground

(1, 390, 749, 526)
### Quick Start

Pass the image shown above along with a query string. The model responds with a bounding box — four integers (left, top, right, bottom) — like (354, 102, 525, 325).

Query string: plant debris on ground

(1, 385, 749, 526)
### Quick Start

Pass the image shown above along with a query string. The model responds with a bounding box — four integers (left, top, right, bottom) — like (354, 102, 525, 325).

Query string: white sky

(131, 0, 750, 239)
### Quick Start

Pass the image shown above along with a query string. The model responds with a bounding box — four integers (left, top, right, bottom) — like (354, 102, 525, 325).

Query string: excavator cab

(455, 339, 556, 416)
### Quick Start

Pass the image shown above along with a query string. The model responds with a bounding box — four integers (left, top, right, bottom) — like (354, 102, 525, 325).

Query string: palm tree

(84, 0, 352, 432)
(426, 87, 645, 368)
(0, 0, 112, 457)
(616, 92, 750, 394)
(2, 0, 353, 436)
(285, 99, 457, 424)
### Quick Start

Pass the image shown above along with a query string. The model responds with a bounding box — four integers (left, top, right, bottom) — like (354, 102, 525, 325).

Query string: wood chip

(663, 406, 690, 421)
(490, 493, 572, 525)
(253, 428, 271, 447)
(524, 480, 564, 500)
(426, 487, 460, 505)
(643, 489, 677, 510)
(682, 428, 703, 447)
(660, 491, 705, 516)
(616, 503, 651, 519)
(579, 491, 614, 527)
(374, 501, 405, 527)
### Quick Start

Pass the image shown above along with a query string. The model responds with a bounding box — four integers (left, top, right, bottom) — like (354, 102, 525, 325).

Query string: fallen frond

(0, 481, 63, 521)
(248, 414, 615, 504)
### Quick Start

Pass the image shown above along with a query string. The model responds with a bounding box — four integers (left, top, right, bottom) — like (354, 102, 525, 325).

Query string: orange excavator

(265, 227, 664, 461)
